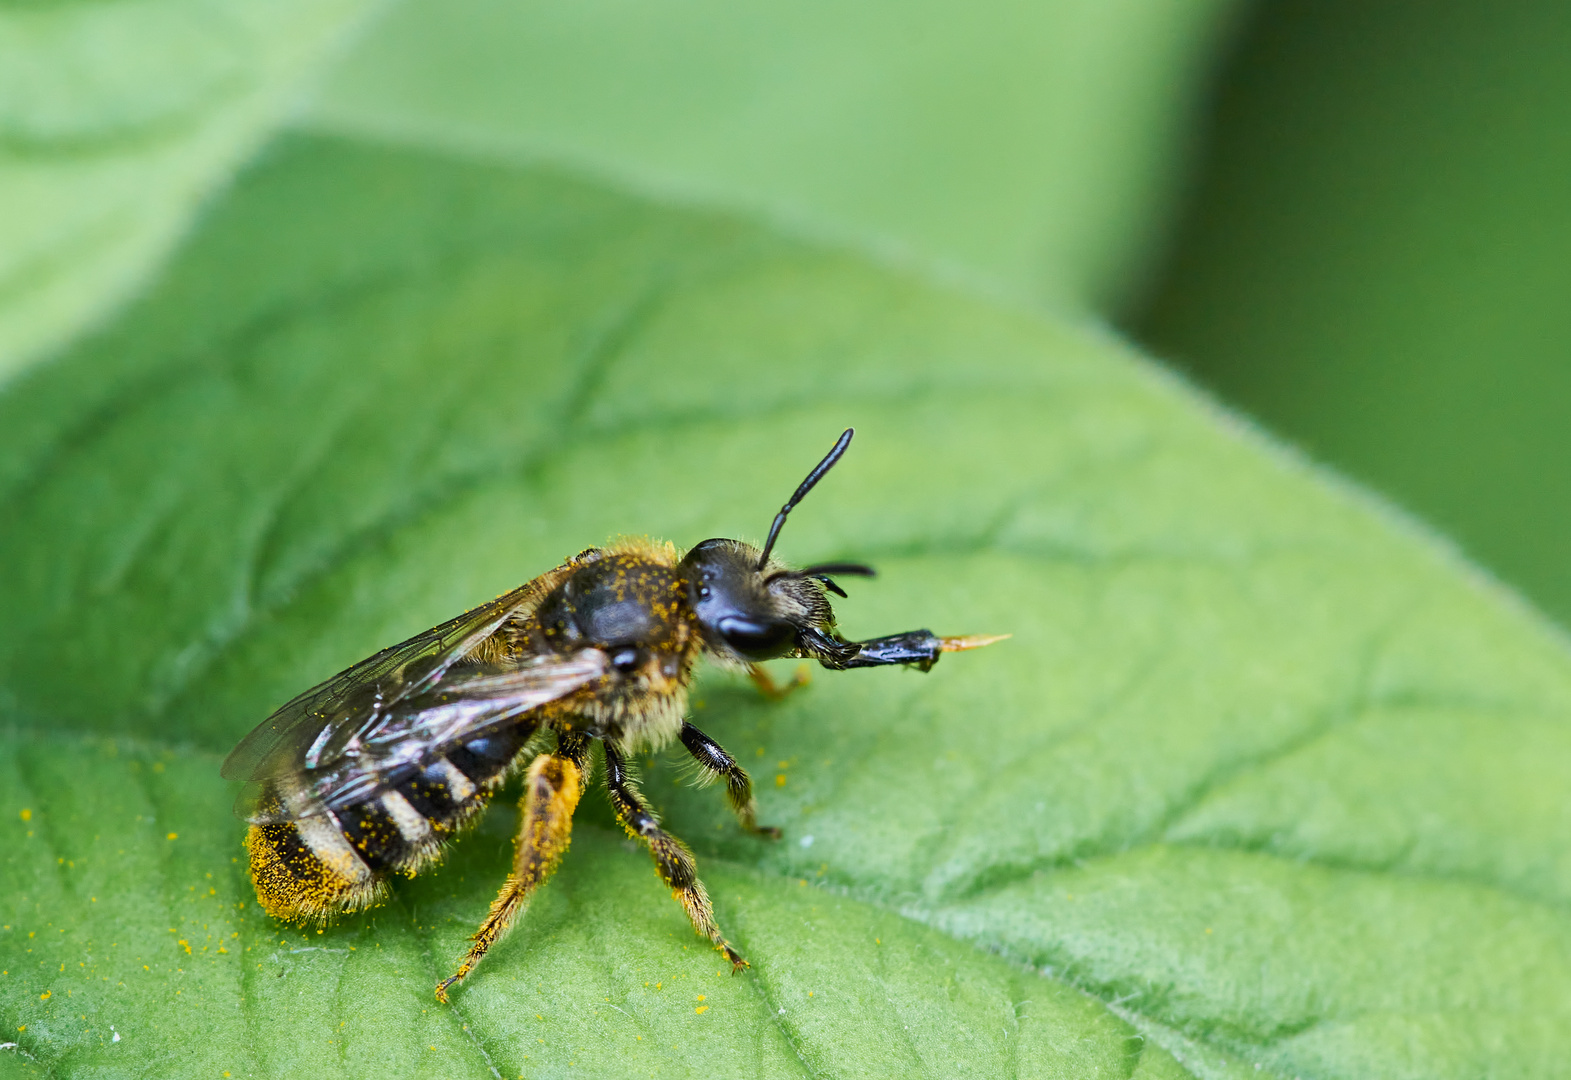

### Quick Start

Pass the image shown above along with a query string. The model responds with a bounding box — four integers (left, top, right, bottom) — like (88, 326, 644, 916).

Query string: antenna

(757, 428, 854, 570)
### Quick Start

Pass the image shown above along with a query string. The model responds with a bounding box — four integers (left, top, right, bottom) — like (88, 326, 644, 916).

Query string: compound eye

(610, 647, 641, 674)
(716, 616, 796, 661)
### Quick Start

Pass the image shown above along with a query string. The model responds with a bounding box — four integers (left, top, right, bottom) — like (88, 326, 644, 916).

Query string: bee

(222, 429, 1003, 1001)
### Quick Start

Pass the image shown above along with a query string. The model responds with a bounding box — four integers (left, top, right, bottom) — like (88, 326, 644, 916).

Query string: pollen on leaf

(19, 809, 30, 821)
(166, 833, 178, 841)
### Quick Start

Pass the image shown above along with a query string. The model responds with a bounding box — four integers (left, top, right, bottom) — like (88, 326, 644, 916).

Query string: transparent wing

(235, 649, 608, 823)
(222, 581, 542, 786)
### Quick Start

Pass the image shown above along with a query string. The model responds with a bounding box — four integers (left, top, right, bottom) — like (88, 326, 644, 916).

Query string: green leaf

(0, 0, 388, 388)
(308, 0, 1244, 313)
(4, 133, 1571, 1078)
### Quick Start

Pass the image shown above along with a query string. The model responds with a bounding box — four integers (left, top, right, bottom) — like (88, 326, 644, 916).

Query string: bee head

(678, 430, 874, 663)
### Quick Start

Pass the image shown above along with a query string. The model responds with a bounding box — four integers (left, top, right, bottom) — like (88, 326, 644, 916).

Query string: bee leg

(747, 662, 811, 700)
(556, 728, 594, 792)
(678, 721, 780, 839)
(603, 742, 749, 971)
(798, 627, 1009, 673)
(436, 751, 582, 1002)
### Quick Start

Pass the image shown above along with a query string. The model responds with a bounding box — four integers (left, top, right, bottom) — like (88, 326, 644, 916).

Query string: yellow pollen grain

(695, 1006, 708, 1014)
(166, 833, 178, 841)
(775, 775, 786, 787)
(39, 990, 49, 1000)
(19, 809, 30, 821)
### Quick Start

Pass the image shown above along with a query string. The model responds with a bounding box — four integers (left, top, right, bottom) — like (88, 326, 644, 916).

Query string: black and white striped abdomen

(245, 727, 534, 921)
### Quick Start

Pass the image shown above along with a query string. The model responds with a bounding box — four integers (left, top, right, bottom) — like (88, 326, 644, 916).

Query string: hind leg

(436, 751, 581, 1001)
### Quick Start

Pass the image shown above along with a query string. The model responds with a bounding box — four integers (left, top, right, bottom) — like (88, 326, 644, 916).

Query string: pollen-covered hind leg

(436, 752, 582, 1002)
(603, 742, 747, 971)
(678, 722, 780, 839)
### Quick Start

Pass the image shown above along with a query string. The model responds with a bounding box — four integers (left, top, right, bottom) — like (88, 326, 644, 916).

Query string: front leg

(797, 627, 1007, 672)
(679, 721, 780, 839)
(602, 742, 747, 970)
(747, 662, 810, 700)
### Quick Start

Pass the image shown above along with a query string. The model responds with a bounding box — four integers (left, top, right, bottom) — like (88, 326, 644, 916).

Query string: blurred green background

(307, 0, 1241, 313)
(1138, 0, 1571, 625)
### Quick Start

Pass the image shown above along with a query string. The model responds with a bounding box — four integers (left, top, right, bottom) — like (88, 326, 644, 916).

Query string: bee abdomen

(246, 736, 531, 921)
(444, 727, 533, 790)
(394, 756, 484, 832)
(246, 813, 380, 922)
(339, 791, 439, 874)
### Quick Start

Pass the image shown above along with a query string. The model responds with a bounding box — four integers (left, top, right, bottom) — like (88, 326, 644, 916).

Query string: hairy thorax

(509, 540, 701, 754)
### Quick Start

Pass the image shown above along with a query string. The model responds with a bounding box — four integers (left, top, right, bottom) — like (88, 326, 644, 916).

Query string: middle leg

(602, 742, 747, 970)
(678, 721, 780, 839)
